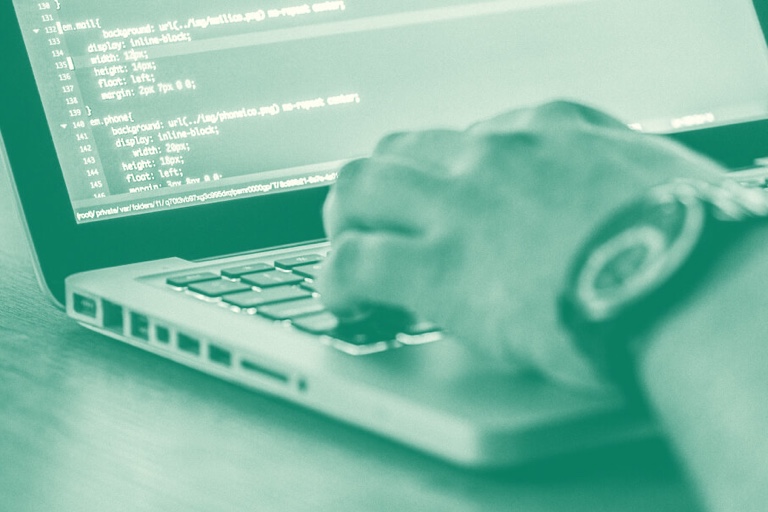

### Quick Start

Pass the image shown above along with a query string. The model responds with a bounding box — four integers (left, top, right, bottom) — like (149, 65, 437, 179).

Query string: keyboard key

(300, 281, 318, 293)
(337, 307, 415, 345)
(166, 272, 219, 287)
(291, 262, 323, 279)
(274, 254, 324, 269)
(404, 321, 441, 335)
(220, 262, 273, 278)
(293, 307, 413, 345)
(167, 260, 441, 356)
(188, 279, 252, 297)
(397, 331, 443, 346)
(258, 297, 326, 321)
(291, 311, 340, 335)
(222, 287, 312, 308)
(241, 270, 305, 288)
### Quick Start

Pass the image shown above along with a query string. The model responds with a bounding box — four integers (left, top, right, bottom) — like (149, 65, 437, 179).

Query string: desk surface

(0, 160, 701, 512)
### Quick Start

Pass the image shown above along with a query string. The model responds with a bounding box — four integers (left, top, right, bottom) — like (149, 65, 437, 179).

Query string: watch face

(571, 187, 705, 322)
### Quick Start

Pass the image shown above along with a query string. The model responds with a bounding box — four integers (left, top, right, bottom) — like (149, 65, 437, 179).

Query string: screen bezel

(1, 0, 328, 305)
(1, 0, 767, 305)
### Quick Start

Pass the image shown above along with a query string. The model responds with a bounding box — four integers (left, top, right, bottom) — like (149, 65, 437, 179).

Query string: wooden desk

(0, 161, 701, 512)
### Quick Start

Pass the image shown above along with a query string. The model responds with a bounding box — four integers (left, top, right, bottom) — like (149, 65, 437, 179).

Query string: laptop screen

(11, 0, 768, 224)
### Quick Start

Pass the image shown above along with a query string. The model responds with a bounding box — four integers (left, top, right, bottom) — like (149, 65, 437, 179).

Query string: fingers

(320, 128, 470, 316)
(323, 156, 447, 239)
(325, 101, 627, 241)
(317, 230, 437, 315)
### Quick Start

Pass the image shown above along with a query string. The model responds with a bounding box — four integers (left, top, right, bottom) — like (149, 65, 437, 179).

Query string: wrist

(559, 179, 768, 404)
(637, 221, 768, 512)
(639, 221, 768, 395)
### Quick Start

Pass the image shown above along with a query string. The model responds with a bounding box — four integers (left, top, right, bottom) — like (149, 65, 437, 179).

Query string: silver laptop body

(3, 0, 768, 466)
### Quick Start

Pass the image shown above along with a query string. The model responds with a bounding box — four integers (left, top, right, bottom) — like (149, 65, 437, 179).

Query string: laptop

(2, 0, 767, 467)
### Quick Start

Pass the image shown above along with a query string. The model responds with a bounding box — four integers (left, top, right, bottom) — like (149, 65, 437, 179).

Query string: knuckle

(536, 100, 626, 130)
(335, 158, 366, 190)
(541, 98, 586, 112)
(333, 159, 374, 204)
(452, 131, 542, 181)
(373, 131, 410, 155)
(534, 99, 589, 121)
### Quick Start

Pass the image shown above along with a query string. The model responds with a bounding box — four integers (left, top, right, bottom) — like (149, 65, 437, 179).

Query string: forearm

(639, 225, 768, 512)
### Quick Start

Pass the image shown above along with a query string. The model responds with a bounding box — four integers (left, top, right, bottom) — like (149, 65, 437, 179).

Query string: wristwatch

(558, 178, 768, 400)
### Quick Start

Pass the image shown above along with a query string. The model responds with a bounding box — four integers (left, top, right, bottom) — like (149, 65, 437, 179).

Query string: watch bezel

(574, 186, 706, 322)
(566, 179, 768, 325)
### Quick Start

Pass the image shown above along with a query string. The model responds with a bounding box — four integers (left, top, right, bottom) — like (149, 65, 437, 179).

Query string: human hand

(318, 100, 728, 390)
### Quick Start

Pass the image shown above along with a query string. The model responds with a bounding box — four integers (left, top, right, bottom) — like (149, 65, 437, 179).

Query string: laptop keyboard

(158, 172, 763, 355)
(165, 253, 441, 355)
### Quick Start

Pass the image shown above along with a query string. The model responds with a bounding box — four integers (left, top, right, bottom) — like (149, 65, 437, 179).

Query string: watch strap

(559, 179, 768, 403)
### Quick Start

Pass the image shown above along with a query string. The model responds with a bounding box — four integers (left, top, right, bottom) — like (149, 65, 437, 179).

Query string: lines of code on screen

(21, 0, 584, 222)
(19, 0, 768, 222)
(20, 0, 380, 221)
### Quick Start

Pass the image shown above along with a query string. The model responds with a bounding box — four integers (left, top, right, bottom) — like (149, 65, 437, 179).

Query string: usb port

(155, 325, 170, 344)
(177, 333, 200, 355)
(102, 300, 124, 333)
(208, 344, 232, 366)
(130, 312, 149, 341)
(73, 294, 97, 318)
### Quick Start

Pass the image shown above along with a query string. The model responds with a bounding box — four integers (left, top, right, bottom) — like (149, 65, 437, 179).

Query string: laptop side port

(73, 294, 97, 318)
(208, 344, 232, 366)
(241, 359, 289, 384)
(177, 333, 201, 355)
(129, 312, 149, 341)
(102, 300, 124, 334)
(155, 325, 170, 344)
